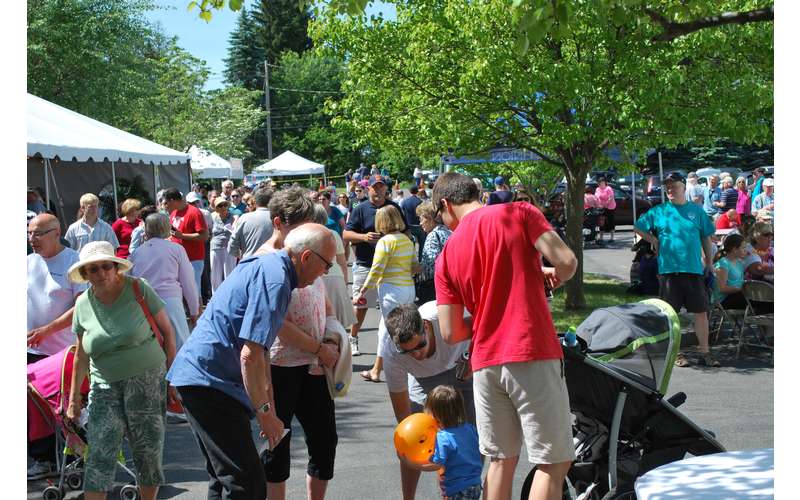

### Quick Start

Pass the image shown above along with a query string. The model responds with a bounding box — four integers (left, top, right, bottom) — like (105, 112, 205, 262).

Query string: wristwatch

(256, 401, 272, 414)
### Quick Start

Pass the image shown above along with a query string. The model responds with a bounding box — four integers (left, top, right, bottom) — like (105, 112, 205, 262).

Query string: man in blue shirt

(400, 185, 425, 262)
(166, 223, 336, 500)
(634, 172, 719, 367)
(343, 174, 408, 356)
(702, 174, 723, 218)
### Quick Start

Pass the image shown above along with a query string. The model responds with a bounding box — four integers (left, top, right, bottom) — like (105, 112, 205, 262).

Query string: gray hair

(284, 223, 333, 255)
(144, 213, 171, 239)
(721, 177, 734, 188)
(312, 204, 328, 225)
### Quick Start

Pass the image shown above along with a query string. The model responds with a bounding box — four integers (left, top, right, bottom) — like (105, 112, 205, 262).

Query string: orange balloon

(394, 413, 438, 465)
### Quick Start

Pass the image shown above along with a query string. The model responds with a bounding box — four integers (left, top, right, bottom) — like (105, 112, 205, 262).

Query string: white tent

(27, 93, 191, 226)
(253, 150, 325, 177)
(188, 144, 232, 179)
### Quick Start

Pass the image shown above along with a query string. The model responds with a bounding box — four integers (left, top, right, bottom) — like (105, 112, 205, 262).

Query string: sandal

(674, 353, 691, 367)
(699, 352, 721, 368)
(360, 370, 382, 383)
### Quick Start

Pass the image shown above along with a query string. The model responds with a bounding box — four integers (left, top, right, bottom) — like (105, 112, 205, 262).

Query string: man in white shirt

(381, 302, 474, 500)
(27, 213, 87, 479)
(685, 172, 704, 205)
(64, 193, 119, 252)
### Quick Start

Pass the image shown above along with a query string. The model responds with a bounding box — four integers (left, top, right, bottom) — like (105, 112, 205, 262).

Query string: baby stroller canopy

(576, 299, 681, 394)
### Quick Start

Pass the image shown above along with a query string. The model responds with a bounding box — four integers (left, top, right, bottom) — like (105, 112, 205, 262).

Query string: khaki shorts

(351, 264, 379, 309)
(473, 359, 575, 464)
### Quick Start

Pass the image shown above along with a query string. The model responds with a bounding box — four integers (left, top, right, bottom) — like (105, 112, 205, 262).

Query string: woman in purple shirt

(130, 213, 200, 349)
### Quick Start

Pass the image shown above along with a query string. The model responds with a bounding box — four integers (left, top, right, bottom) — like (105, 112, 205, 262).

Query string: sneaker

(349, 335, 361, 356)
(166, 411, 188, 423)
(27, 461, 57, 480)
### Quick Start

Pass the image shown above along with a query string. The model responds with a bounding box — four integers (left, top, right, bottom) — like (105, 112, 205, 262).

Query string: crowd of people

(25, 163, 772, 499)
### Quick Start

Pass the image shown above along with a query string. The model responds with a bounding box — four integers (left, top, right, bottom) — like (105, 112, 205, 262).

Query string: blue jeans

(191, 260, 204, 298)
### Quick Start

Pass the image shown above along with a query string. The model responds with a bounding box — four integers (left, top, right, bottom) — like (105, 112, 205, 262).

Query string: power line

(270, 86, 344, 95)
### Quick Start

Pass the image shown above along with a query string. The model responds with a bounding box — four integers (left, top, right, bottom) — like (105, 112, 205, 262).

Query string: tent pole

(43, 158, 51, 208)
(111, 161, 119, 218)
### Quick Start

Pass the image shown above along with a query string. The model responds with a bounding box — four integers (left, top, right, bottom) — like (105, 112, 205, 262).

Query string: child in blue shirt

(402, 385, 483, 499)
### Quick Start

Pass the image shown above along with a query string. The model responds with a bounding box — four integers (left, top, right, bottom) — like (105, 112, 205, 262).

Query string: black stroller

(582, 207, 605, 245)
(521, 299, 725, 499)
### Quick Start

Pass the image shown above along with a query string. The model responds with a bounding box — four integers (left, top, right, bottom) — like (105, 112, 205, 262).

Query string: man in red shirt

(163, 187, 209, 297)
(433, 173, 577, 500)
(715, 208, 741, 230)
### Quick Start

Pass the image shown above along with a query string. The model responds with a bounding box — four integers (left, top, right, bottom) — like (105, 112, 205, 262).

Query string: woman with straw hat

(65, 241, 178, 500)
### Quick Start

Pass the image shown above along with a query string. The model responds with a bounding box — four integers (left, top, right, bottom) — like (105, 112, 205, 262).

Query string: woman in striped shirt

(354, 204, 421, 382)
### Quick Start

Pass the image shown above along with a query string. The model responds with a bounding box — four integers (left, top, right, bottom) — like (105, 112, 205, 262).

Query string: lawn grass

(550, 274, 649, 332)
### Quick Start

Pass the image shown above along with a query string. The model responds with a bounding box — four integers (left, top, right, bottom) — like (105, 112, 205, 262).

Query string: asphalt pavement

(28, 228, 773, 499)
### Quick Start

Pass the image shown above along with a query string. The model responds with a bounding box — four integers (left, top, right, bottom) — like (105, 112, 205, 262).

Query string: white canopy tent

(27, 93, 191, 225)
(253, 151, 326, 180)
(188, 144, 232, 179)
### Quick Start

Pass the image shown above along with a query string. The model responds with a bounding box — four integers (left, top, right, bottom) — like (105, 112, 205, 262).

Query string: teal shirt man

(635, 201, 715, 276)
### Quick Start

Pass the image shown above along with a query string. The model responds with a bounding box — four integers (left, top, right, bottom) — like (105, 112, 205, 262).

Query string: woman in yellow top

(354, 204, 421, 382)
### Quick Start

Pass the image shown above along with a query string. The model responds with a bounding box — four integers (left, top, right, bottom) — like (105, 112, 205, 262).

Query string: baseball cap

(369, 174, 387, 186)
(763, 178, 774, 187)
(186, 192, 202, 203)
(494, 176, 505, 186)
(663, 172, 686, 184)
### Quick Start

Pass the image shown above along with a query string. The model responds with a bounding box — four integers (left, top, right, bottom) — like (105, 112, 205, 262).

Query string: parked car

(543, 181, 651, 226)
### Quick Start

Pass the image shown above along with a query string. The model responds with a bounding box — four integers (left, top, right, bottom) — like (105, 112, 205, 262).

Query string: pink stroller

(27, 345, 140, 500)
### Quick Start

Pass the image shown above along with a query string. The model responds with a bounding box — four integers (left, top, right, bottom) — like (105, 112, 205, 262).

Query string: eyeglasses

(231, 194, 241, 199)
(85, 262, 116, 274)
(395, 334, 428, 355)
(308, 248, 333, 271)
(27, 228, 56, 239)
(434, 199, 445, 220)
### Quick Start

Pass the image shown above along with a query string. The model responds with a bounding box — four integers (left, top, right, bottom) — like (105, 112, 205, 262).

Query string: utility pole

(264, 60, 273, 160)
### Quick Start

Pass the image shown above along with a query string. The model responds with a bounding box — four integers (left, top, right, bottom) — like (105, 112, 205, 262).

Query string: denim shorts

(84, 366, 167, 492)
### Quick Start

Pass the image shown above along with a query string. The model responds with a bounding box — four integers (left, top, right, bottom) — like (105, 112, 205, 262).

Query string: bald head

(28, 213, 62, 257)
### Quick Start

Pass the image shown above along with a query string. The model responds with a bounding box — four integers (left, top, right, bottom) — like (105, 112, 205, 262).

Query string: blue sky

(147, 1, 396, 91)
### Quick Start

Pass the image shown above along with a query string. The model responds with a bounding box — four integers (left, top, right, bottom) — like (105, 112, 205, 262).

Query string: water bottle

(563, 326, 578, 347)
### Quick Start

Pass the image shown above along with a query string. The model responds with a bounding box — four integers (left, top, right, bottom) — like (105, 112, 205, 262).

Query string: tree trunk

(562, 162, 592, 310)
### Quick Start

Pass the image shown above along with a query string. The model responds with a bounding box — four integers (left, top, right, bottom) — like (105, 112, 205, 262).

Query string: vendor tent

(27, 93, 191, 226)
(188, 144, 232, 179)
(253, 151, 325, 178)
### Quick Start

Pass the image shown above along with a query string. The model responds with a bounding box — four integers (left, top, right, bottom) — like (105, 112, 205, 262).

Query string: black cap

(663, 172, 686, 184)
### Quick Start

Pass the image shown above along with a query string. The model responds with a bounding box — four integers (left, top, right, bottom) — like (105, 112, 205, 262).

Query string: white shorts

(473, 359, 575, 464)
(351, 264, 379, 309)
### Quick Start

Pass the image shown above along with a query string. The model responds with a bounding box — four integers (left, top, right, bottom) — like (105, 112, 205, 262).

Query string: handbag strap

(131, 278, 164, 348)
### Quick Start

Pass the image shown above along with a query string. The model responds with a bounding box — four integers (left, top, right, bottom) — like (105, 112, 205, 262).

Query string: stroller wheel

(120, 483, 139, 500)
(42, 486, 62, 500)
(66, 472, 83, 490)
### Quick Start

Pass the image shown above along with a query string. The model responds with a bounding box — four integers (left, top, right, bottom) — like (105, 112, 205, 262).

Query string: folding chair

(736, 280, 774, 360)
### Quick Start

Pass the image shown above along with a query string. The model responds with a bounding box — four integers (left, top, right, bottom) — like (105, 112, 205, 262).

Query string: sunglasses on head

(395, 334, 427, 355)
(85, 262, 116, 274)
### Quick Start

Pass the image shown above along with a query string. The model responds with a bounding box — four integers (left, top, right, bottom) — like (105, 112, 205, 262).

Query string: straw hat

(67, 241, 133, 284)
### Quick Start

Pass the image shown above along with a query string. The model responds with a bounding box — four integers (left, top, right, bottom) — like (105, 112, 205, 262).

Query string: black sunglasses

(395, 334, 428, 355)
(85, 262, 116, 274)
(309, 248, 333, 271)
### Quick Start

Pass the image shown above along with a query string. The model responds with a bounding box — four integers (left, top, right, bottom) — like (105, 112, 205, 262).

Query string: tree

(28, 0, 163, 128)
(195, 87, 267, 161)
(314, 0, 773, 309)
(223, 6, 266, 90)
(253, 0, 312, 65)
(269, 51, 361, 177)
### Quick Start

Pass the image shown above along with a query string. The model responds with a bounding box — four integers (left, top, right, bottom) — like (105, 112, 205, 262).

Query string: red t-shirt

(170, 204, 207, 261)
(112, 218, 140, 259)
(435, 202, 563, 371)
(715, 212, 741, 230)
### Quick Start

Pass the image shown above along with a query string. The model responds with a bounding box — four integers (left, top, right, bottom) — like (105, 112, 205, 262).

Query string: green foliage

(253, 0, 313, 65)
(550, 274, 643, 331)
(223, 6, 266, 90)
(313, 0, 773, 308)
(268, 51, 361, 177)
(29, 0, 265, 170)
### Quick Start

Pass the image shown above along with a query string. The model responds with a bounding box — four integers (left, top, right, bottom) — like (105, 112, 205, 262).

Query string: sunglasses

(85, 262, 116, 274)
(395, 334, 428, 355)
(309, 248, 333, 271)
